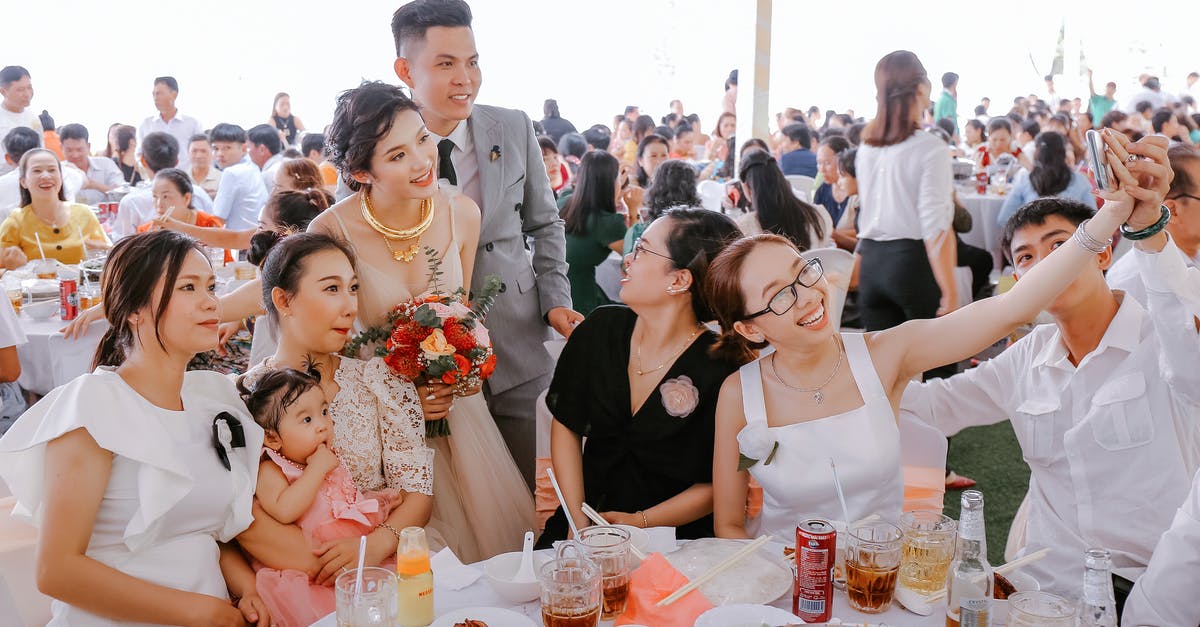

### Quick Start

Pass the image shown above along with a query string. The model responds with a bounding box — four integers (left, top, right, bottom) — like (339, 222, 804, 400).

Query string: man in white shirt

(111, 132, 212, 240)
(209, 123, 267, 232)
(1108, 144, 1200, 305)
(0, 127, 83, 219)
(1124, 76, 1175, 114)
(246, 124, 283, 193)
(137, 76, 203, 171)
(903, 190, 1200, 605)
(0, 66, 41, 176)
(59, 124, 124, 205)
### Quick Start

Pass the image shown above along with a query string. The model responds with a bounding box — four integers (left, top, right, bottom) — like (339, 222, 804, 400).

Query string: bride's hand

(455, 380, 483, 397)
(419, 380, 455, 421)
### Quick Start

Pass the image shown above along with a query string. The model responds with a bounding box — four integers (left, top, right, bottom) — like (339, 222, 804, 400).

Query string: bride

(309, 81, 533, 563)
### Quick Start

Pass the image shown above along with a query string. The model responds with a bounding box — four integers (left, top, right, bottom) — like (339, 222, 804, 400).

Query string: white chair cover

(785, 175, 816, 201)
(800, 247, 853, 331)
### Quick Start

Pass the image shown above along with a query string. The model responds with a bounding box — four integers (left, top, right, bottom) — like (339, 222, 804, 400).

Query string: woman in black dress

(538, 208, 745, 546)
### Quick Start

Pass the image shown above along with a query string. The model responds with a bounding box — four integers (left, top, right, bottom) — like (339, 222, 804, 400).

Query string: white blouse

(855, 130, 954, 242)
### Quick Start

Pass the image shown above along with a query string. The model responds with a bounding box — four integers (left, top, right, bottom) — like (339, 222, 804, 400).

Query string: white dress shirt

(902, 245, 1200, 599)
(1124, 466, 1200, 626)
(210, 156, 267, 232)
(138, 112, 203, 170)
(0, 162, 85, 220)
(430, 119, 482, 209)
(259, 152, 283, 194)
(112, 179, 214, 240)
(854, 130, 953, 242)
(1107, 235, 1200, 312)
(75, 156, 126, 205)
(0, 107, 41, 156)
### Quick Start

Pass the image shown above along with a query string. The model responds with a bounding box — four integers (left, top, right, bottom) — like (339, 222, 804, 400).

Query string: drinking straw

(545, 467, 579, 539)
(581, 503, 647, 560)
(33, 233, 46, 260)
(353, 535, 367, 603)
(829, 458, 852, 527)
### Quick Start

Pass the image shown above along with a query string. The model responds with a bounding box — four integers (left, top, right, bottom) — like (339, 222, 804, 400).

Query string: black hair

(1144, 77, 1161, 91)
(210, 123, 247, 144)
(781, 122, 811, 147)
(653, 125, 675, 141)
(837, 147, 857, 178)
(557, 132, 587, 160)
(819, 134, 851, 155)
(1100, 110, 1128, 130)
(3, 126, 39, 160)
(987, 117, 1014, 136)
(965, 119, 987, 142)
(188, 133, 210, 146)
(1152, 108, 1175, 134)
(0, 66, 30, 87)
(1020, 119, 1041, 138)
(935, 117, 956, 139)
(1135, 100, 1154, 114)
(660, 207, 742, 322)
(58, 123, 88, 143)
(1028, 132, 1072, 197)
(154, 76, 179, 92)
(635, 134, 670, 187)
(1049, 113, 1071, 129)
(249, 190, 333, 266)
(662, 113, 680, 127)
(536, 134, 558, 155)
(17, 149, 67, 206)
(846, 122, 866, 146)
(93, 231, 206, 368)
(645, 159, 700, 219)
(738, 150, 826, 251)
(247, 124, 283, 155)
(715, 136, 737, 179)
(1168, 144, 1200, 199)
(153, 168, 195, 208)
(1000, 197, 1095, 264)
(543, 99, 561, 119)
(633, 115, 656, 142)
(928, 127, 952, 145)
(260, 232, 357, 324)
(624, 105, 639, 117)
(300, 133, 326, 158)
(583, 125, 611, 152)
(282, 147, 303, 159)
(141, 132, 180, 173)
(238, 367, 321, 433)
(561, 150, 619, 236)
(739, 138, 770, 157)
(941, 72, 959, 88)
(326, 81, 421, 192)
(391, 0, 473, 56)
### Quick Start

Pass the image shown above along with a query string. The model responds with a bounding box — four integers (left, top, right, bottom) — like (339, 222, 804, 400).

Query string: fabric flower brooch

(660, 376, 700, 417)
(736, 422, 779, 471)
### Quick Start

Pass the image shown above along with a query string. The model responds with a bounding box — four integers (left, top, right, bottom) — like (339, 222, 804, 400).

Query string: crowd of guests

(0, 1, 1199, 625)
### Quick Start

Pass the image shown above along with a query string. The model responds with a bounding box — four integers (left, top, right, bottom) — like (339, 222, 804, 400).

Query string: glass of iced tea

(898, 510, 957, 595)
(845, 519, 903, 613)
(1007, 591, 1076, 627)
(539, 542, 602, 627)
(577, 526, 632, 620)
(334, 566, 397, 627)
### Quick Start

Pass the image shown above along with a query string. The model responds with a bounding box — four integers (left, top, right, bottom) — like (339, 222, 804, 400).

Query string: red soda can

(60, 277, 78, 320)
(974, 170, 988, 194)
(794, 518, 836, 623)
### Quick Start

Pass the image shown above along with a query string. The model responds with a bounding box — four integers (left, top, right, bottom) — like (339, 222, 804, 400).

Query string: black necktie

(438, 138, 458, 186)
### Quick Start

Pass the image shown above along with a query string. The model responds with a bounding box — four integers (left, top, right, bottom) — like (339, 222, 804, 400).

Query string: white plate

(696, 603, 804, 627)
(666, 538, 793, 605)
(612, 524, 650, 553)
(1006, 570, 1040, 592)
(430, 606, 536, 627)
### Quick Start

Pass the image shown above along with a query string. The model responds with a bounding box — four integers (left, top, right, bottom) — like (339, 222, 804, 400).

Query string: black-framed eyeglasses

(632, 238, 672, 263)
(741, 258, 824, 320)
(1169, 193, 1200, 203)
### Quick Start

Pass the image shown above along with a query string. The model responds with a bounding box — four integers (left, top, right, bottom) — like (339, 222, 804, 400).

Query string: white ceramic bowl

(23, 300, 58, 319)
(482, 551, 542, 604)
(612, 524, 650, 554)
(695, 603, 801, 627)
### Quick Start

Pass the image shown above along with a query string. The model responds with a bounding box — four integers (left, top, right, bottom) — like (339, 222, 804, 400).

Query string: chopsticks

(926, 547, 1050, 602)
(655, 535, 771, 607)
(579, 503, 647, 560)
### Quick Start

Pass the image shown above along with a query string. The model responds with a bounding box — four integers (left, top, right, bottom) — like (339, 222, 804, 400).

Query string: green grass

(941, 421, 1031, 565)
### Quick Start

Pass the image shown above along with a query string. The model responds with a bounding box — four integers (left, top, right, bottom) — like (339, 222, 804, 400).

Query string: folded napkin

(431, 547, 481, 591)
(615, 552, 714, 627)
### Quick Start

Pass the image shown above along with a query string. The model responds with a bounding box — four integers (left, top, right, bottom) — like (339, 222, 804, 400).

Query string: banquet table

(311, 537, 1020, 627)
(15, 312, 106, 397)
(958, 192, 1007, 271)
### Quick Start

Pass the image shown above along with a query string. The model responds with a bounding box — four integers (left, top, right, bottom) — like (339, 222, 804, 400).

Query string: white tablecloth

(15, 313, 106, 397)
(959, 192, 1007, 271)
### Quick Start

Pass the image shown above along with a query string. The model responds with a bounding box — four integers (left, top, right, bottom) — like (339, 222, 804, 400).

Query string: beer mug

(577, 526, 632, 620)
(1008, 591, 1076, 627)
(539, 542, 602, 627)
(898, 511, 957, 595)
(334, 566, 398, 627)
(844, 520, 903, 613)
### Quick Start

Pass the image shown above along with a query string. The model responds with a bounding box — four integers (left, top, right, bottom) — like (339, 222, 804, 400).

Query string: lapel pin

(490, 145, 501, 161)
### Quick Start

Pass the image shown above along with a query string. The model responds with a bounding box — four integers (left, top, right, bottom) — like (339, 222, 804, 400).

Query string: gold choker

(360, 190, 435, 262)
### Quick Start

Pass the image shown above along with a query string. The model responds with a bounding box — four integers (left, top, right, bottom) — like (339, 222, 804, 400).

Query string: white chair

(534, 339, 567, 533)
(595, 252, 624, 303)
(696, 180, 725, 212)
(785, 175, 816, 201)
(800, 247, 854, 331)
(898, 410, 948, 514)
(954, 266, 974, 309)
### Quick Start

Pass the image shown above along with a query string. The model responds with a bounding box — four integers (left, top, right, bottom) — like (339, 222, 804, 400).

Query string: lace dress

(315, 197, 535, 563)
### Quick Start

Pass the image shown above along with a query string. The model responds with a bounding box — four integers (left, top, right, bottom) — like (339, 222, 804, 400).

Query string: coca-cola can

(60, 277, 78, 321)
(974, 170, 988, 194)
(794, 518, 836, 623)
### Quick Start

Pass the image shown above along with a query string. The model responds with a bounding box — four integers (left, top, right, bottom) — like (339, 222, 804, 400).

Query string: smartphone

(1084, 129, 1112, 191)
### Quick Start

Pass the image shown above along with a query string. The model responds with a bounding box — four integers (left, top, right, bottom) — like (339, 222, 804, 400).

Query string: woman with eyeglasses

(536, 208, 744, 547)
(705, 153, 1140, 537)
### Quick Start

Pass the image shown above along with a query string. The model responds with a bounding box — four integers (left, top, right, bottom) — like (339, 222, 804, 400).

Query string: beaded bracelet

(1120, 204, 1171, 240)
(1074, 219, 1112, 254)
(377, 522, 404, 540)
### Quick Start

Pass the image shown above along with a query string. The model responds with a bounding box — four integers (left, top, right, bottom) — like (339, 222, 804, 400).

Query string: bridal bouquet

(344, 248, 501, 437)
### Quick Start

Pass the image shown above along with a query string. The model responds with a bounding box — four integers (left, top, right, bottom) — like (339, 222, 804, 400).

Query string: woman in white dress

(706, 172, 1138, 537)
(0, 230, 269, 626)
(234, 232, 435, 585)
(308, 81, 533, 563)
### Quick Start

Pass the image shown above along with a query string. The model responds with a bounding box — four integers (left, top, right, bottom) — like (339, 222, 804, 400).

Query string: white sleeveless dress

(740, 333, 904, 536)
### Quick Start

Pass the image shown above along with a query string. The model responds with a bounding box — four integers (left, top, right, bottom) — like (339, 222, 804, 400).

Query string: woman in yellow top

(1, 149, 109, 269)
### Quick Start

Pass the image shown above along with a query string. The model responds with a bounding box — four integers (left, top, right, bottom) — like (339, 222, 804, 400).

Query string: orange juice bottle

(396, 526, 434, 627)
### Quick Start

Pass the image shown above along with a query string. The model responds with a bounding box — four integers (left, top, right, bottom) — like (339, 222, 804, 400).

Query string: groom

(392, 0, 582, 487)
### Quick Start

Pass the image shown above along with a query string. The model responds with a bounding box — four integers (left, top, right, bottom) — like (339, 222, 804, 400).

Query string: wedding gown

(321, 202, 534, 563)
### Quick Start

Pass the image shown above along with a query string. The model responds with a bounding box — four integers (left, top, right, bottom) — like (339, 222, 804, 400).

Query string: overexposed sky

(7, 0, 1197, 146)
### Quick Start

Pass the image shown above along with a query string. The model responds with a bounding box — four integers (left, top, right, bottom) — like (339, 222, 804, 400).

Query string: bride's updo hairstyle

(93, 230, 205, 368)
(704, 233, 797, 365)
(325, 81, 421, 192)
(259, 232, 358, 324)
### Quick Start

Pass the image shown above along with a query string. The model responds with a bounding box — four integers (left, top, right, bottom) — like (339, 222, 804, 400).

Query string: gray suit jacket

(465, 104, 571, 394)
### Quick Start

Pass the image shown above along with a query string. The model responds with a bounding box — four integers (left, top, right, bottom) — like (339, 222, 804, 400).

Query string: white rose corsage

(660, 375, 700, 418)
(736, 422, 779, 471)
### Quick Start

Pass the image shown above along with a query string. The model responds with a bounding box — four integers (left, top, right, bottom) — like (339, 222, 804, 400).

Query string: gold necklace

(359, 190, 436, 262)
(768, 336, 844, 405)
(634, 324, 706, 376)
